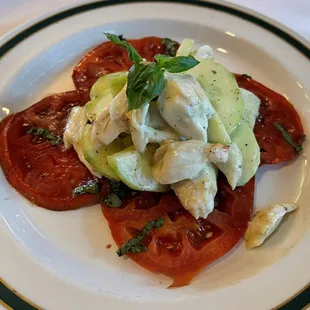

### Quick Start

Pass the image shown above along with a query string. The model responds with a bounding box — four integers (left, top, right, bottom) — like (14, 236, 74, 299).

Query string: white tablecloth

(0, 0, 309, 40)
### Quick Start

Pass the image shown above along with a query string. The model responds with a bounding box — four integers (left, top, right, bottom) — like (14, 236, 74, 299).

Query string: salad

(0, 34, 304, 287)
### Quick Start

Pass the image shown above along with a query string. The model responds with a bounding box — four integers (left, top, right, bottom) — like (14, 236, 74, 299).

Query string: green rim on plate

(0, 0, 309, 309)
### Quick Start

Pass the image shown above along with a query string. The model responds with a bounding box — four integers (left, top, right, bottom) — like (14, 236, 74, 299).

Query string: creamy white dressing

(63, 106, 88, 149)
(63, 107, 101, 178)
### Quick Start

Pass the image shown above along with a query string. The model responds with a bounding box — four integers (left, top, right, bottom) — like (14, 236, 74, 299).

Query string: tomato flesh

(72, 37, 167, 102)
(0, 91, 109, 210)
(236, 74, 304, 164)
(102, 176, 254, 287)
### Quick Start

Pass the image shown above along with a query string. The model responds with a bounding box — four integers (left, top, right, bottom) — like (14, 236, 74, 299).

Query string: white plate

(0, 1, 309, 309)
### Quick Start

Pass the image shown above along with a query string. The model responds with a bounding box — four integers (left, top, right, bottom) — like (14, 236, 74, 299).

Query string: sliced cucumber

(208, 112, 231, 144)
(176, 38, 194, 56)
(240, 88, 261, 130)
(231, 122, 260, 186)
(82, 125, 124, 180)
(86, 71, 128, 122)
(107, 145, 168, 192)
(188, 59, 244, 134)
(108, 71, 128, 98)
(90, 75, 109, 100)
(85, 92, 113, 122)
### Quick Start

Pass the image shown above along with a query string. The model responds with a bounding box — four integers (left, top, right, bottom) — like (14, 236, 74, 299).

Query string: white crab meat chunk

(171, 162, 217, 219)
(152, 140, 229, 184)
(158, 73, 214, 142)
(193, 45, 215, 61)
(91, 86, 129, 145)
(244, 203, 298, 249)
(127, 102, 180, 153)
(63, 106, 101, 178)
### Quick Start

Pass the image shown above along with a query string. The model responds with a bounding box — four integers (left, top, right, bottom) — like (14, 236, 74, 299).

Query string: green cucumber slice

(231, 122, 260, 186)
(82, 125, 124, 180)
(86, 71, 128, 122)
(189, 59, 244, 134)
(107, 145, 168, 192)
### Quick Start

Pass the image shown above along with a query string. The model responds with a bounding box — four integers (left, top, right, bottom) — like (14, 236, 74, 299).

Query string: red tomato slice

(72, 37, 167, 102)
(102, 175, 254, 287)
(236, 74, 304, 164)
(0, 91, 109, 211)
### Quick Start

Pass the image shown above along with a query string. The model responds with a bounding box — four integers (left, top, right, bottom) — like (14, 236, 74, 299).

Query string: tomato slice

(72, 37, 167, 102)
(102, 175, 254, 287)
(0, 91, 109, 211)
(236, 74, 304, 164)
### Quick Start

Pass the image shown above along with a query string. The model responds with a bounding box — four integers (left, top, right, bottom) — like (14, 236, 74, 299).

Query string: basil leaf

(109, 180, 130, 199)
(104, 32, 142, 63)
(27, 127, 62, 146)
(155, 54, 199, 73)
(116, 218, 164, 257)
(126, 63, 165, 111)
(274, 122, 303, 153)
(162, 38, 179, 57)
(72, 180, 101, 197)
(103, 193, 122, 208)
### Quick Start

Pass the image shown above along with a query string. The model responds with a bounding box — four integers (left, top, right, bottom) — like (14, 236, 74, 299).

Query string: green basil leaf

(27, 127, 62, 146)
(103, 193, 122, 208)
(126, 63, 165, 111)
(155, 54, 199, 73)
(161, 38, 179, 57)
(274, 122, 303, 153)
(104, 32, 142, 63)
(72, 180, 101, 197)
(116, 218, 164, 257)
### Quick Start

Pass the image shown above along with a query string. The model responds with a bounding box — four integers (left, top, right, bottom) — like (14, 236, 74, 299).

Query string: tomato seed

(205, 232, 213, 239)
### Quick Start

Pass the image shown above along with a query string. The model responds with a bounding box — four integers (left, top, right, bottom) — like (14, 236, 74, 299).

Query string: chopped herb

(116, 218, 164, 257)
(126, 62, 166, 110)
(27, 127, 62, 146)
(155, 54, 199, 73)
(274, 122, 303, 153)
(72, 180, 101, 197)
(104, 32, 142, 63)
(103, 193, 122, 208)
(102, 180, 131, 208)
(162, 38, 179, 56)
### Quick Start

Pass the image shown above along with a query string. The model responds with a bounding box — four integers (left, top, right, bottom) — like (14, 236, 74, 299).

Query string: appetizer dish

(0, 34, 304, 287)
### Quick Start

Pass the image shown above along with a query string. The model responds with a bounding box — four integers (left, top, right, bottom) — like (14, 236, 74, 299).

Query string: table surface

(0, 0, 310, 41)
(0, 1, 309, 310)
